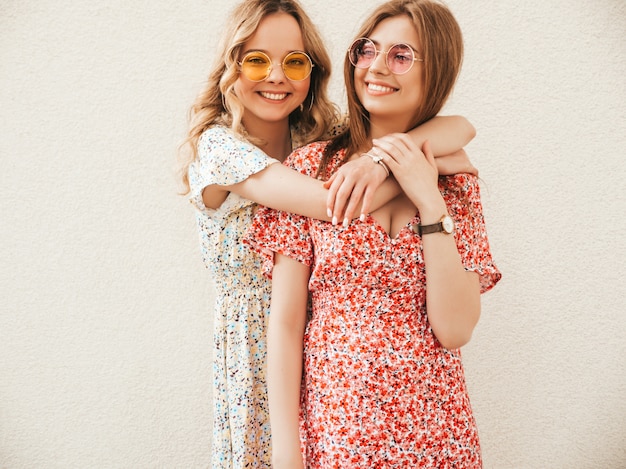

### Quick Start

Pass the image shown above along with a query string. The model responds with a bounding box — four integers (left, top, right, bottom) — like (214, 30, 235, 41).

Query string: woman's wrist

(414, 193, 448, 223)
(362, 151, 390, 178)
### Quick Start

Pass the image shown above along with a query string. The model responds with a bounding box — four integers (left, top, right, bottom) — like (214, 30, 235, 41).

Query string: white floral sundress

(188, 125, 280, 468)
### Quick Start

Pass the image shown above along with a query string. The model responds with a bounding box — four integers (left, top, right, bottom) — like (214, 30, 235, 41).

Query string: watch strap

(416, 222, 444, 235)
(413, 214, 454, 236)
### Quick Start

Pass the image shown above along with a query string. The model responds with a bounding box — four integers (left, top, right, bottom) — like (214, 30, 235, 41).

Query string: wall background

(1, 0, 624, 468)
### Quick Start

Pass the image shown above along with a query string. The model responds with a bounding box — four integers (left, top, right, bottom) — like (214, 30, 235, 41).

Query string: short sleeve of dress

(245, 206, 313, 279)
(188, 126, 279, 215)
(243, 143, 325, 278)
(444, 174, 502, 294)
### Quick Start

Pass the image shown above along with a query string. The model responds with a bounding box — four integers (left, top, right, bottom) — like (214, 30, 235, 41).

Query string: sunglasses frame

(348, 37, 423, 75)
(238, 50, 314, 82)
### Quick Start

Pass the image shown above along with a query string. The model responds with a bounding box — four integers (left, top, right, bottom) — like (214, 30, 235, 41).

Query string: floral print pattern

(188, 125, 279, 468)
(246, 141, 501, 468)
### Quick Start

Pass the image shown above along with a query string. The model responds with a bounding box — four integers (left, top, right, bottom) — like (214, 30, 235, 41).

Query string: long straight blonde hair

(177, 0, 338, 193)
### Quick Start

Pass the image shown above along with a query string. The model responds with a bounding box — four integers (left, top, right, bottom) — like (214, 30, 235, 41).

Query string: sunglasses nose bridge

(368, 48, 391, 73)
(265, 60, 289, 82)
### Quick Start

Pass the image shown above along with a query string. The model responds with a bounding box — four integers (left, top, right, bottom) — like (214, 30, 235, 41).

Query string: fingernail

(332, 216, 337, 225)
(327, 208, 332, 218)
(343, 218, 349, 228)
(360, 214, 365, 222)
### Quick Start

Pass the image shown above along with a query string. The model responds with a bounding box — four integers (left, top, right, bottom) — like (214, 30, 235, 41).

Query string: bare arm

(434, 148, 478, 176)
(380, 136, 481, 349)
(202, 162, 400, 222)
(267, 253, 309, 469)
(325, 115, 476, 224)
(405, 115, 475, 156)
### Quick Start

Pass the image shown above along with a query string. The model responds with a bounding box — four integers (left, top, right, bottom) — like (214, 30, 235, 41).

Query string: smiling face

(354, 15, 424, 136)
(233, 12, 311, 131)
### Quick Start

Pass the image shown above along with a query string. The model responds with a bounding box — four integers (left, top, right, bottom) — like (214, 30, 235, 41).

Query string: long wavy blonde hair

(319, 0, 464, 178)
(177, 0, 338, 193)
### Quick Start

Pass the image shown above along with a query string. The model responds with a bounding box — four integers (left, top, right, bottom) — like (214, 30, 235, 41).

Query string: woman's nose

(368, 50, 389, 75)
(265, 62, 286, 83)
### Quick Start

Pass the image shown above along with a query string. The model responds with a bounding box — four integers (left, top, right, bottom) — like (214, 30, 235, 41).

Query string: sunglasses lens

(387, 44, 415, 74)
(349, 39, 376, 68)
(282, 52, 312, 81)
(240, 52, 271, 81)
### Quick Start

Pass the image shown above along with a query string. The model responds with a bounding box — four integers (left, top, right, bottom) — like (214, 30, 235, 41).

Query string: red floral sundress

(246, 141, 501, 468)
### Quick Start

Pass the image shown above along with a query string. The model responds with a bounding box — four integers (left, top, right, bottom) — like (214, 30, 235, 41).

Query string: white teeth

(368, 83, 396, 93)
(260, 91, 287, 100)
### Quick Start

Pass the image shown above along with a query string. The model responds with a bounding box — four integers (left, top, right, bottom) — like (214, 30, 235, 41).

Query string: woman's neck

(243, 117, 292, 162)
(369, 116, 412, 140)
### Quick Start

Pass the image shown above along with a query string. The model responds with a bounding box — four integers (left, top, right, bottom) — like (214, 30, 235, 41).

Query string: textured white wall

(1, 0, 624, 468)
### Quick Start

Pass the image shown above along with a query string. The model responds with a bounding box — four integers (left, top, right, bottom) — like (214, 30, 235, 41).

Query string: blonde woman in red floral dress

(246, 1, 502, 468)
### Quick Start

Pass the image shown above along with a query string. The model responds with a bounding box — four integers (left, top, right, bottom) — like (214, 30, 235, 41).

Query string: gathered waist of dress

(311, 283, 425, 317)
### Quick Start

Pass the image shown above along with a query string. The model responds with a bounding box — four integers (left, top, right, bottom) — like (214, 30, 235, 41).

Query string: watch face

(442, 216, 455, 234)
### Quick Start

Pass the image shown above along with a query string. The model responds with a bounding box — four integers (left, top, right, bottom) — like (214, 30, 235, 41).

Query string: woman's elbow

(459, 116, 477, 142)
(436, 330, 474, 350)
(431, 310, 480, 349)
(467, 121, 477, 141)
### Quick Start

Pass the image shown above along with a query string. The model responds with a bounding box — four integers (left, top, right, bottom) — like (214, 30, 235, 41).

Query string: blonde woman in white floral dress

(178, 0, 476, 467)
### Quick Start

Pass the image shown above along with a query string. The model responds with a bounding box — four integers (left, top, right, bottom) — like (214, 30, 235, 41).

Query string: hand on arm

(322, 116, 476, 223)
(323, 156, 402, 226)
(222, 162, 398, 223)
(196, 125, 395, 220)
(268, 253, 309, 469)
(381, 135, 481, 349)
